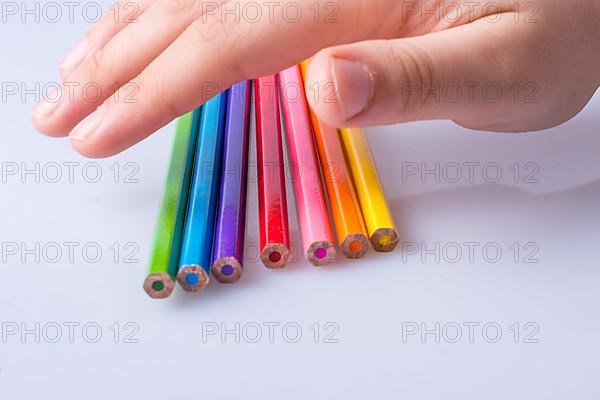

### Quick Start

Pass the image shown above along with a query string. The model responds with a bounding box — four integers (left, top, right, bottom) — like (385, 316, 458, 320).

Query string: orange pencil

(300, 61, 369, 258)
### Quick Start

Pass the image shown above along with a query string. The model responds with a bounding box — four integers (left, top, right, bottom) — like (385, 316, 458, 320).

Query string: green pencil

(143, 110, 201, 298)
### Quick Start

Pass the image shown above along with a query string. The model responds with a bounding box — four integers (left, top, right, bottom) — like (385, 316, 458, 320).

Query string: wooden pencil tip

(260, 243, 290, 269)
(143, 273, 175, 299)
(176, 265, 210, 292)
(371, 228, 400, 253)
(306, 241, 336, 267)
(341, 233, 370, 259)
(211, 257, 243, 284)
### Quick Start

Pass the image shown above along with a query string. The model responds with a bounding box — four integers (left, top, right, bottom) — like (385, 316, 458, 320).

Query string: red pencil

(255, 76, 290, 268)
(278, 65, 336, 266)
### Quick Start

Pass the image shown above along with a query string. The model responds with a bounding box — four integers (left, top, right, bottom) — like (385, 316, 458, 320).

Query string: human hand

(32, 0, 600, 157)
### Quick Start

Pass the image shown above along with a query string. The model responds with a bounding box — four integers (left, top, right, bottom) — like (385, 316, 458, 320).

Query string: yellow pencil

(339, 128, 399, 252)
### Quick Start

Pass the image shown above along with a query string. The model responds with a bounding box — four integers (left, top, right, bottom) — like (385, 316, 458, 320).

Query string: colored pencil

(177, 92, 228, 291)
(254, 75, 291, 268)
(144, 111, 200, 299)
(278, 65, 336, 266)
(211, 81, 251, 283)
(339, 128, 399, 252)
(300, 61, 370, 258)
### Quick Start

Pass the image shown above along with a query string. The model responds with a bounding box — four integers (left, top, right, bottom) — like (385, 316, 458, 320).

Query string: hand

(32, 0, 600, 157)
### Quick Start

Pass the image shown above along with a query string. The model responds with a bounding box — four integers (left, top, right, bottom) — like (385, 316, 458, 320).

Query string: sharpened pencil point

(152, 281, 165, 292)
(260, 243, 290, 269)
(378, 235, 391, 247)
(372, 228, 400, 253)
(341, 233, 370, 259)
(185, 274, 199, 286)
(315, 247, 327, 259)
(177, 266, 210, 292)
(349, 240, 363, 253)
(269, 251, 282, 263)
(221, 265, 234, 276)
(144, 273, 175, 299)
(307, 241, 336, 266)
(212, 257, 242, 284)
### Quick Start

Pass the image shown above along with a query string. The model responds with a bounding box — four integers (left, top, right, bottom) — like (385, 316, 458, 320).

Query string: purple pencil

(211, 81, 252, 283)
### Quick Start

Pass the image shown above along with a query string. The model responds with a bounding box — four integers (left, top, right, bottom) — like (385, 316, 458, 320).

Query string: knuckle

(188, 18, 214, 43)
(387, 42, 435, 115)
(187, 15, 229, 48)
(479, 26, 538, 96)
(186, 20, 245, 80)
(162, 0, 200, 14)
(86, 48, 114, 84)
(85, 28, 103, 49)
(143, 76, 182, 121)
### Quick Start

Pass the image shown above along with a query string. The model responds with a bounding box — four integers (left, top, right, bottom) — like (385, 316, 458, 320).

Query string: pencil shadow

(316, 178, 600, 272)
(170, 179, 600, 307)
(170, 228, 305, 307)
(389, 179, 600, 243)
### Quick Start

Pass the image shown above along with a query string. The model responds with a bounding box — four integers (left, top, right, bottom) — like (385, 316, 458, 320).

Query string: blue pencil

(211, 81, 251, 283)
(177, 92, 228, 292)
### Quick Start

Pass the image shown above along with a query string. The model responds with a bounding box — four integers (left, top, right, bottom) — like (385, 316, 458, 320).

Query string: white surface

(1, 3, 599, 399)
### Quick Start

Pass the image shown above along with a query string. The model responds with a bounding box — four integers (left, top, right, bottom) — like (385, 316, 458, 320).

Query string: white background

(1, 2, 599, 399)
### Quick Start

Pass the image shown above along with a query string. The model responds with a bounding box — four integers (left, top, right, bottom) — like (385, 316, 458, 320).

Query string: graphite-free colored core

(221, 265, 235, 276)
(185, 273, 199, 286)
(315, 247, 327, 259)
(378, 234, 392, 247)
(269, 251, 282, 263)
(349, 240, 363, 253)
(152, 280, 165, 292)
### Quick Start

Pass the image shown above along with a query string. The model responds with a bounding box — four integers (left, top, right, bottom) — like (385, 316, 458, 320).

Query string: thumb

(305, 16, 543, 131)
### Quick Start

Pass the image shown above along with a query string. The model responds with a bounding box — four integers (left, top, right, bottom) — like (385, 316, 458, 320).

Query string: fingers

(35, 0, 532, 157)
(68, 0, 411, 157)
(60, 0, 153, 80)
(305, 7, 562, 132)
(33, 0, 206, 137)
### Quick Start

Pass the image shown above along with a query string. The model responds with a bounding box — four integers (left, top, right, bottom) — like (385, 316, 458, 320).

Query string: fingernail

(32, 87, 61, 119)
(331, 57, 374, 120)
(60, 37, 90, 72)
(70, 106, 106, 141)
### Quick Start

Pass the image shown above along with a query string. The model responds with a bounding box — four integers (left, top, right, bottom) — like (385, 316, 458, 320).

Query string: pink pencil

(278, 65, 336, 266)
